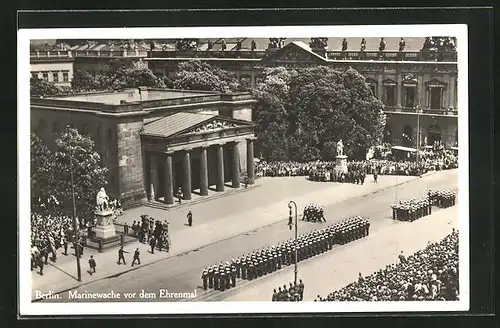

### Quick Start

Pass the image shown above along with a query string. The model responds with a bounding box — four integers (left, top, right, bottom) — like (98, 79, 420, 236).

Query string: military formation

(391, 197, 432, 222)
(201, 216, 370, 291)
(309, 168, 367, 185)
(428, 190, 456, 208)
(272, 280, 305, 301)
(302, 204, 326, 223)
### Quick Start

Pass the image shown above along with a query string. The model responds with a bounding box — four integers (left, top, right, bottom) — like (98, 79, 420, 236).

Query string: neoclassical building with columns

(30, 87, 257, 208)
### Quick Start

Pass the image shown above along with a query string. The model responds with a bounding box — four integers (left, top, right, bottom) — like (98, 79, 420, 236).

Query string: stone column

(199, 147, 209, 196)
(396, 73, 402, 107)
(231, 142, 240, 188)
(246, 138, 255, 185)
(216, 144, 225, 192)
(163, 152, 174, 205)
(149, 152, 158, 201)
(182, 150, 192, 200)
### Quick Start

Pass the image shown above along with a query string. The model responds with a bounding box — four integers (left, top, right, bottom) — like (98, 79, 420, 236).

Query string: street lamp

(68, 131, 82, 282)
(288, 201, 298, 286)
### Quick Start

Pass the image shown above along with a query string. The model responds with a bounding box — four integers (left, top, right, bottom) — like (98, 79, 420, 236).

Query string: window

(38, 119, 46, 133)
(430, 87, 442, 109)
(42, 73, 49, 81)
(384, 85, 396, 106)
(52, 72, 59, 83)
(63, 72, 69, 82)
(53, 121, 61, 133)
(404, 86, 416, 108)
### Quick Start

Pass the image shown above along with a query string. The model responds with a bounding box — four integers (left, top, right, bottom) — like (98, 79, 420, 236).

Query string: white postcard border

(18, 24, 469, 315)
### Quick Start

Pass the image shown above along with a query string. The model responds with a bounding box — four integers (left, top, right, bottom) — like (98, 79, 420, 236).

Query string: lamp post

(68, 135, 82, 282)
(288, 201, 298, 286)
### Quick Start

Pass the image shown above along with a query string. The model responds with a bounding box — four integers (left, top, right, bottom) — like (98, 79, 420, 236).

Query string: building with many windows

(31, 88, 257, 208)
(145, 37, 459, 148)
(30, 44, 74, 87)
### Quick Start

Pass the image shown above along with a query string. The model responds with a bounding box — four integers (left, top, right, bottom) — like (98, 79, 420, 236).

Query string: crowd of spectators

(315, 229, 459, 301)
(255, 148, 457, 180)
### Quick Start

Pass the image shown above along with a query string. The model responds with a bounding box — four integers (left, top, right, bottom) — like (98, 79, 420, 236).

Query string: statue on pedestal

(96, 187, 110, 212)
(336, 140, 344, 157)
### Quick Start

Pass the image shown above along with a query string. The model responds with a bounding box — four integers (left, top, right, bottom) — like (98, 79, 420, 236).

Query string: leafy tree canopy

(171, 60, 243, 93)
(30, 78, 70, 97)
(31, 128, 109, 221)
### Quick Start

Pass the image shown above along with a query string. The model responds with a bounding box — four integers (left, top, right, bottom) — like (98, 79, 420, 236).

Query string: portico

(141, 112, 256, 205)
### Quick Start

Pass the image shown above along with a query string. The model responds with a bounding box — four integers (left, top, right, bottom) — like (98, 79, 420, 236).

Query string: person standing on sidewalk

(88, 255, 96, 274)
(149, 237, 157, 254)
(62, 236, 68, 255)
(176, 187, 183, 204)
(131, 248, 141, 266)
(187, 210, 193, 227)
(118, 246, 128, 265)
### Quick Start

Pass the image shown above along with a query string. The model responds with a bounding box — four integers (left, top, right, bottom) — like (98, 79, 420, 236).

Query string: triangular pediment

(261, 41, 327, 63)
(382, 78, 396, 85)
(177, 116, 254, 138)
(141, 112, 254, 139)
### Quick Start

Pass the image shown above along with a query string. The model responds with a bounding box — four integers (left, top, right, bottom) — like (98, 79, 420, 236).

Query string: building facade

(30, 88, 257, 208)
(30, 50, 74, 87)
(145, 40, 459, 149)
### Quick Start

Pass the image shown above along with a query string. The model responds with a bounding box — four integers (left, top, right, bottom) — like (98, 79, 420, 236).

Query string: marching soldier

(248, 261, 254, 280)
(214, 268, 220, 290)
(272, 289, 278, 301)
(187, 210, 193, 227)
(202, 268, 208, 290)
(231, 265, 237, 287)
(220, 269, 226, 291)
(241, 258, 247, 279)
(208, 266, 214, 289)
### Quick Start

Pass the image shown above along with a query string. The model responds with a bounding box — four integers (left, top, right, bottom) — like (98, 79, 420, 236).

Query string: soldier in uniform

(272, 289, 278, 301)
(277, 287, 283, 301)
(231, 265, 237, 287)
(201, 268, 208, 290)
(248, 261, 254, 280)
(214, 268, 220, 290)
(225, 266, 231, 290)
(220, 269, 226, 291)
(208, 266, 214, 289)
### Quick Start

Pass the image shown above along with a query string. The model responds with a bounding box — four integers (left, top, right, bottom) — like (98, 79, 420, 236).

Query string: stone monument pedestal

(89, 209, 120, 252)
(334, 155, 348, 174)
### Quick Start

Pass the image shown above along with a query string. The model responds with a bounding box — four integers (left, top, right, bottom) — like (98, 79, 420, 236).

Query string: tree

(251, 67, 297, 161)
(51, 127, 109, 220)
(71, 70, 100, 92)
(171, 60, 242, 92)
(104, 59, 166, 90)
(288, 66, 384, 160)
(31, 133, 56, 216)
(30, 77, 64, 97)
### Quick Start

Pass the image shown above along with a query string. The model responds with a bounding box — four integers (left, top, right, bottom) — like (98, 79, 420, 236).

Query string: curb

(32, 172, 438, 301)
(144, 184, 260, 211)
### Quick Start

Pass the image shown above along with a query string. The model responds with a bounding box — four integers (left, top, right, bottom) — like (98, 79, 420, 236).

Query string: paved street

(37, 169, 457, 302)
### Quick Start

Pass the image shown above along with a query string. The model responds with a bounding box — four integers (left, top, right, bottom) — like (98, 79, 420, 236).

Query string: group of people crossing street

(272, 280, 305, 301)
(201, 216, 370, 292)
(302, 204, 326, 223)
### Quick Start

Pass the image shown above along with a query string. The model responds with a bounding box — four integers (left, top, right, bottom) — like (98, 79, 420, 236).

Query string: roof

(391, 146, 417, 152)
(290, 41, 329, 61)
(142, 112, 216, 138)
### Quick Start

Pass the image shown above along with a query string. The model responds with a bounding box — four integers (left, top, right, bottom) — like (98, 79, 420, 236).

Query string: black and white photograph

(18, 24, 469, 315)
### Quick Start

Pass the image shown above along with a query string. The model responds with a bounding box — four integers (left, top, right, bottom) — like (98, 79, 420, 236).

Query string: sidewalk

(220, 205, 459, 302)
(31, 172, 438, 300)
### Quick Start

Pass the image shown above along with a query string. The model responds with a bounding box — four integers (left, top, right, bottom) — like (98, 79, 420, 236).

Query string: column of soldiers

(427, 190, 456, 208)
(272, 280, 305, 301)
(302, 204, 326, 223)
(391, 197, 432, 222)
(201, 216, 370, 291)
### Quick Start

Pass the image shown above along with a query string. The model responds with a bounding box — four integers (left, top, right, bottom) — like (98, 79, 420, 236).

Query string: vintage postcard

(18, 24, 469, 315)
